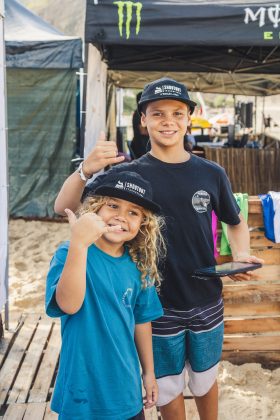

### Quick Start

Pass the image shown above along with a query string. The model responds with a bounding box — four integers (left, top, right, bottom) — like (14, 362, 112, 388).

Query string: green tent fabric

(7, 69, 76, 217)
(220, 193, 249, 256)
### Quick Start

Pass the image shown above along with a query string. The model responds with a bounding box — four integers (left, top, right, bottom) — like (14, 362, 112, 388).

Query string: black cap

(90, 171, 161, 213)
(138, 77, 197, 115)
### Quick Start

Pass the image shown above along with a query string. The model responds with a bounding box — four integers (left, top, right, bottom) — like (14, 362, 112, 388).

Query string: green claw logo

(114, 1, 143, 39)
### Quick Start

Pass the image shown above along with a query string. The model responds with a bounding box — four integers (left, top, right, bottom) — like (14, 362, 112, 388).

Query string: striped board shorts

(152, 298, 224, 405)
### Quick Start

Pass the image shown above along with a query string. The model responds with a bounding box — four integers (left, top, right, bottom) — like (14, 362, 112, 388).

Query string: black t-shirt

(84, 153, 240, 310)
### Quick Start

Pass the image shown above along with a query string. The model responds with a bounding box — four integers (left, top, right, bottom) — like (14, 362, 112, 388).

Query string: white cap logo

(155, 86, 163, 94)
(115, 180, 124, 189)
(154, 84, 182, 96)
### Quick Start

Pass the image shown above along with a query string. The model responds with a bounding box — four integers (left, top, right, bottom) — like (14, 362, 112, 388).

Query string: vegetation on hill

(21, 0, 85, 38)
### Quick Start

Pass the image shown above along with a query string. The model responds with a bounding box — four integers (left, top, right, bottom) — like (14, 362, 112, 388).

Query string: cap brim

(89, 186, 161, 214)
(138, 97, 197, 115)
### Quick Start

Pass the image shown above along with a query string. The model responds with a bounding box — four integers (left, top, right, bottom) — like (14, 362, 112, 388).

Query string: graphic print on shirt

(192, 190, 210, 213)
(122, 288, 133, 307)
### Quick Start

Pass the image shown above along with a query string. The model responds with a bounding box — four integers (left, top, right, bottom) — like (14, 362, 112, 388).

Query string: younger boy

(46, 171, 165, 419)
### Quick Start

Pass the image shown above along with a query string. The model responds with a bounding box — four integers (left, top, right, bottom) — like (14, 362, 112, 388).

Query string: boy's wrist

(233, 251, 251, 261)
(142, 370, 155, 377)
(81, 161, 93, 179)
(70, 234, 90, 251)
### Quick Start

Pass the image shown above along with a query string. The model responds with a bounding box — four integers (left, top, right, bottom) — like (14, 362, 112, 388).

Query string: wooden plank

(8, 318, 53, 404)
(223, 334, 280, 351)
(3, 403, 26, 420)
(0, 330, 16, 368)
(249, 231, 280, 248)
(28, 322, 61, 403)
(247, 212, 264, 227)
(0, 315, 39, 405)
(43, 403, 57, 420)
(218, 248, 280, 264)
(222, 350, 280, 369)
(223, 284, 280, 305)
(23, 403, 46, 420)
(248, 196, 262, 214)
(224, 316, 280, 334)
(217, 231, 280, 249)
(224, 302, 280, 316)
(249, 264, 280, 280)
(0, 317, 25, 368)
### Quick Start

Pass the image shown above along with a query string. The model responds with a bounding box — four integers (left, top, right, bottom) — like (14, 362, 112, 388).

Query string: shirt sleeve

(134, 285, 163, 324)
(213, 168, 241, 225)
(45, 242, 69, 318)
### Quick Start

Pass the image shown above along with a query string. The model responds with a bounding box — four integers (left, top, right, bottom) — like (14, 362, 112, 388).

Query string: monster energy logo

(114, 1, 142, 39)
(244, 5, 280, 28)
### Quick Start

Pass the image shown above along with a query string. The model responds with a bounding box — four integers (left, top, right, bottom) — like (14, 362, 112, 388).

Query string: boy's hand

(230, 254, 264, 282)
(142, 372, 158, 409)
(82, 131, 125, 177)
(65, 208, 121, 247)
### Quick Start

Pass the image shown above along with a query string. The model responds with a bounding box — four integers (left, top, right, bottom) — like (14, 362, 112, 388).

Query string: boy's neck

(95, 238, 125, 257)
(149, 145, 191, 164)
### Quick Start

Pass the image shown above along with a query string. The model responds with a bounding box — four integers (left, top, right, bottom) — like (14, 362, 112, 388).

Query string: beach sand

(7, 219, 280, 419)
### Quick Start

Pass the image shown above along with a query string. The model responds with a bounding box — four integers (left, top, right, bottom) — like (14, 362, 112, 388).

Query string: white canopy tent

(0, 0, 8, 325)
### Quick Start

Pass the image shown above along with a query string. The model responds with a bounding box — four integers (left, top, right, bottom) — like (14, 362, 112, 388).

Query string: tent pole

(1, 3, 9, 330)
(80, 43, 89, 158)
(254, 96, 257, 137)
(4, 257, 9, 330)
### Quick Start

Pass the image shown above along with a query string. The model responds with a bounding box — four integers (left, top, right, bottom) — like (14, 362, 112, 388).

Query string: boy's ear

(141, 113, 147, 127)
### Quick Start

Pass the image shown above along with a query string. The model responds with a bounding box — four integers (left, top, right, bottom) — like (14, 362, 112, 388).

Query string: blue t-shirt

(46, 242, 163, 420)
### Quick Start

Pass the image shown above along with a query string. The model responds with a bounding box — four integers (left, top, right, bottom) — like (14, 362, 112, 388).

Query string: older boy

(54, 78, 262, 420)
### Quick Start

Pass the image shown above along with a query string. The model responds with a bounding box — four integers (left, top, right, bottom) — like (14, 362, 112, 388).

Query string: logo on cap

(115, 181, 146, 197)
(154, 84, 182, 96)
(115, 180, 124, 189)
(155, 86, 163, 94)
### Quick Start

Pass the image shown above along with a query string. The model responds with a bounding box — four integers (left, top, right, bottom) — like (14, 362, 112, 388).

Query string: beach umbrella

(191, 116, 212, 128)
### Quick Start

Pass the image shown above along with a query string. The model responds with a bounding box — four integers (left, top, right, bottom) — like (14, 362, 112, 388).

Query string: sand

(7, 219, 280, 419)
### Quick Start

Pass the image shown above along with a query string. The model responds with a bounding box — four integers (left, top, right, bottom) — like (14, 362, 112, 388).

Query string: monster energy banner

(86, 1, 280, 46)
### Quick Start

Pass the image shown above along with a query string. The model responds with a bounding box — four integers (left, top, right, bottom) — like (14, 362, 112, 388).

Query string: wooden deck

(219, 196, 280, 368)
(0, 196, 279, 418)
(0, 314, 195, 419)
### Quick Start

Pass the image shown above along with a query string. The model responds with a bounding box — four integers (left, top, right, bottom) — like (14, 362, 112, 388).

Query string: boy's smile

(141, 99, 191, 151)
(95, 198, 144, 255)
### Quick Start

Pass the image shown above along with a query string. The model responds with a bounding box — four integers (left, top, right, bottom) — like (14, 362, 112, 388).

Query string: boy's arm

(227, 213, 264, 281)
(54, 132, 124, 215)
(54, 171, 88, 216)
(134, 322, 158, 409)
(55, 209, 121, 314)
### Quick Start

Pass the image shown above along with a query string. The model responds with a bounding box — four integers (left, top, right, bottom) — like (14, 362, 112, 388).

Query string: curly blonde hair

(79, 195, 166, 288)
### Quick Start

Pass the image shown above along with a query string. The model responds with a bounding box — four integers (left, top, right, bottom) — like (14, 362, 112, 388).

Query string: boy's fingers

(64, 208, 77, 226)
(107, 156, 125, 165)
(98, 130, 106, 142)
(146, 389, 153, 404)
(230, 273, 251, 282)
(105, 225, 122, 232)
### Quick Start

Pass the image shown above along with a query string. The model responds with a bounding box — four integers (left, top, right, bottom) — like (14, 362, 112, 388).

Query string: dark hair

(132, 110, 142, 139)
(136, 91, 142, 103)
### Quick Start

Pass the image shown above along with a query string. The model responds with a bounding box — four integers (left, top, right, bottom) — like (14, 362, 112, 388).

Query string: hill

(20, 0, 85, 38)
